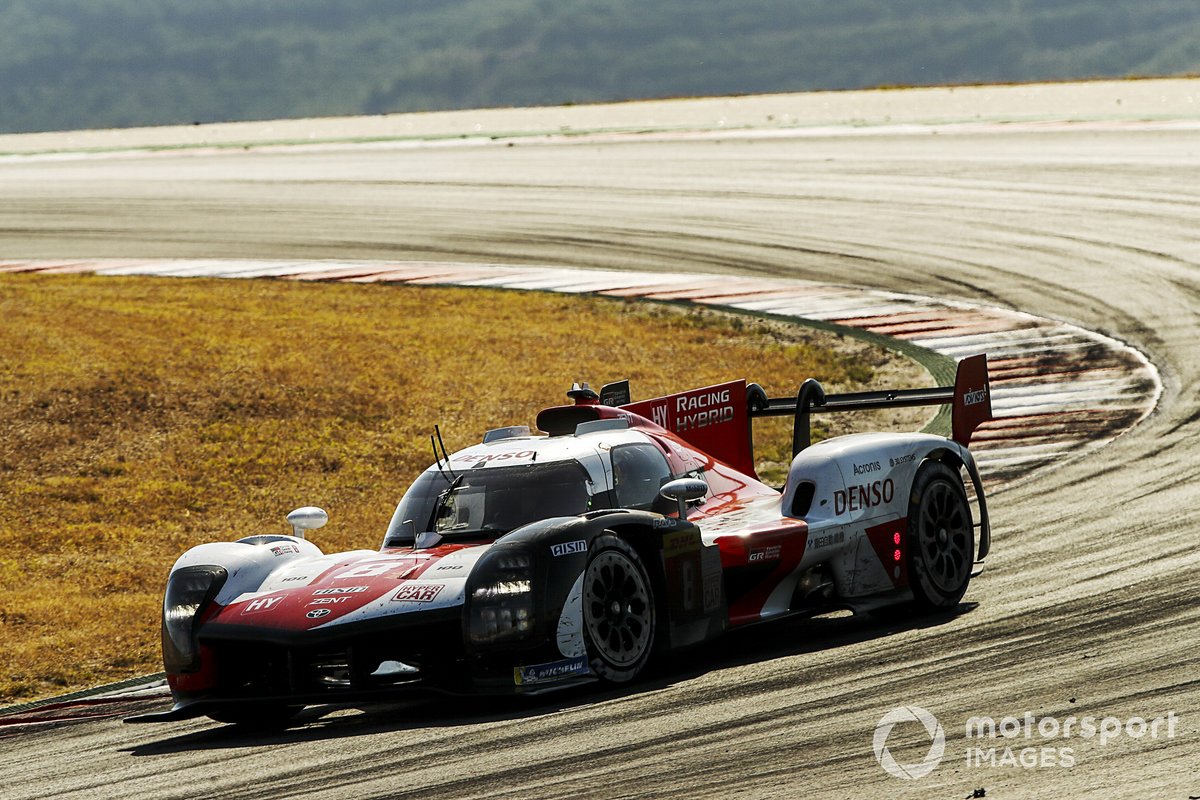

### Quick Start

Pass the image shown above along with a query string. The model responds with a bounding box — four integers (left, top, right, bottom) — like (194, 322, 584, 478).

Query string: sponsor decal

(677, 388, 730, 412)
(307, 596, 350, 606)
(652, 517, 679, 530)
(312, 585, 369, 595)
(663, 530, 703, 615)
(642, 387, 740, 433)
(748, 544, 782, 563)
(674, 388, 734, 432)
(270, 543, 300, 557)
(675, 411, 733, 431)
(306, 608, 331, 619)
(834, 479, 895, 515)
(514, 655, 589, 686)
(662, 530, 698, 558)
(702, 556, 722, 612)
(889, 453, 917, 468)
(452, 450, 536, 465)
(239, 596, 282, 615)
(963, 387, 989, 407)
(807, 530, 846, 550)
(598, 380, 631, 407)
(281, 575, 309, 583)
(550, 540, 588, 557)
(435, 564, 465, 571)
(391, 583, 444, 603)
(853, 461, 882, 476)
(623, 379, 753, 474)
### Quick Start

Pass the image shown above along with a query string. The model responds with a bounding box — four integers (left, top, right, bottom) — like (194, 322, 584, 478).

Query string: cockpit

(383, 460, 595, 546)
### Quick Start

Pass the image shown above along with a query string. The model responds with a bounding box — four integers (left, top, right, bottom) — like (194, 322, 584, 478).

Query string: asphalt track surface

(2, 86, 1200, 798)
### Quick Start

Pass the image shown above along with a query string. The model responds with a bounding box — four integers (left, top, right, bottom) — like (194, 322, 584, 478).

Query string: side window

(611, 444, 672, 511)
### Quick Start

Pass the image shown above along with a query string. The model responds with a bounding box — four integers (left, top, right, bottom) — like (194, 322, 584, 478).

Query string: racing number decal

(663, 530, 703, 618)
(680, 560, 697, 612)
(334, 563, 394, 579)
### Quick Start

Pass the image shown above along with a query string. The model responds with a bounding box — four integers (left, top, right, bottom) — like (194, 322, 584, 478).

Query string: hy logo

(873, 706, 946, 779)
(651, 404, 669, 428)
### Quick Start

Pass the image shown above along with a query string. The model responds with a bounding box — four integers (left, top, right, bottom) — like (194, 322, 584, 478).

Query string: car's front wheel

(582, 534, 656, 683)
(907, 461, 974, 611)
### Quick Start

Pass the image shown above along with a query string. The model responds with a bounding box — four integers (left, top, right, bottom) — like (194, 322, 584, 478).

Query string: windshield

(385, 461, 595, 544)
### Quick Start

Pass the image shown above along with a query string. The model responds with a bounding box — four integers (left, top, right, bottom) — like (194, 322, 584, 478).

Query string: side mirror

(659, 478, 708, 519)
(287, 506, 328, 539)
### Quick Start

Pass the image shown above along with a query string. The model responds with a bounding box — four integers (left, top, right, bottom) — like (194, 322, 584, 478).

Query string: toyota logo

(306, 608, 331, 619)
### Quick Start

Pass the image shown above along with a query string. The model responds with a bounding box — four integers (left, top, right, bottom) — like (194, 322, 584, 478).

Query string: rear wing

(752, 353, 993, 455)
(613, 354, 991, 477)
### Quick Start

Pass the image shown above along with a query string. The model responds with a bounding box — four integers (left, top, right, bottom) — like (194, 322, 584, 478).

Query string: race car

(130, 355, 993, 725)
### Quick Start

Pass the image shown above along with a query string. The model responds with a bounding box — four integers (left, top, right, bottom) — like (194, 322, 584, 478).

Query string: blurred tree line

(1, 0, 1197, 133)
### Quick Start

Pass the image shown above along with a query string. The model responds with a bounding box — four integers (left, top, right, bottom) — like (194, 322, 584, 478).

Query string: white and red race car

(132, 355, 992, 726)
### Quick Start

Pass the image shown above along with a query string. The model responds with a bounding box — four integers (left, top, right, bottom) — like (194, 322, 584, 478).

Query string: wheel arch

(604, 516, 727, 650)
(596, 521, 674, 651)
(916, 445, 991, 562)
(906, 457, 976, 610)
(494, 510, 726, 656)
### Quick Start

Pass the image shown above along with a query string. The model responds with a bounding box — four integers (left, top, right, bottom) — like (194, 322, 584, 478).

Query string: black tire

(206, 702, 303, 728)
(907, 461, 974, 611)
(582, 533, 656, 683)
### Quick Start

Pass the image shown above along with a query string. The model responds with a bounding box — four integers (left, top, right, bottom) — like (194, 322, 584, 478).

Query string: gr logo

(873, 706, 945, 779)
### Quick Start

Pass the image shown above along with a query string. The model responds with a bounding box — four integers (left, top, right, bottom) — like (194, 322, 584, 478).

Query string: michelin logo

(515, 656, 590, 686)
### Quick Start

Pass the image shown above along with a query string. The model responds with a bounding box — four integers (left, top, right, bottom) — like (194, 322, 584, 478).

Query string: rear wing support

(749, 354, 992, 457)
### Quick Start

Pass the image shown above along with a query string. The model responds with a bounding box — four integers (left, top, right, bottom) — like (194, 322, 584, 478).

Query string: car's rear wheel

(582, 534, 656, 683)
(907, 461, 974, 611)
(206, 702, 302, 728)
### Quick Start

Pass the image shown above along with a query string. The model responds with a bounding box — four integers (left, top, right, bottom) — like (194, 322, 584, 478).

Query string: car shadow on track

(123, 602, 977, 756)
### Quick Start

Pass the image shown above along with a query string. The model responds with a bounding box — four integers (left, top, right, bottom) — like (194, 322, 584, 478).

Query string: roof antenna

(435, 425, 456, 479)
(431, 425, 457, 484)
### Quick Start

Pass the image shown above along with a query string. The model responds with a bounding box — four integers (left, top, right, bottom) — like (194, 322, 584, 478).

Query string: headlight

(472, 580, 532, 600)
(161, 565, 227, 673)
(467, 549, 535, 646)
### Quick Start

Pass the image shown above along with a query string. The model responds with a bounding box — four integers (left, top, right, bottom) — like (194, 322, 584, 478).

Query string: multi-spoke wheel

(582, 534, 656, 682)
(907, 461, 974, 611)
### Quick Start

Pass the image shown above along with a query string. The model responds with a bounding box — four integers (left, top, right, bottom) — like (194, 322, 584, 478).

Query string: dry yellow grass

(0, 273, 921, 702)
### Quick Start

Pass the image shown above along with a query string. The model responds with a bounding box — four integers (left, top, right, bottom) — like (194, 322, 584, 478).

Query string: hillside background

(2, 0, 1199, 134)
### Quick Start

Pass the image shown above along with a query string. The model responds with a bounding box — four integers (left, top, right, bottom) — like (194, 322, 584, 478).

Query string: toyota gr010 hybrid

(130, 355, 993, 725)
